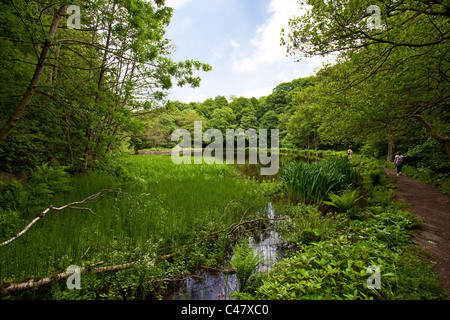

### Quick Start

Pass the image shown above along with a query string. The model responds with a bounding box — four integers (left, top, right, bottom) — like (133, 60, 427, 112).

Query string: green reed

(0, 155, 265, 284)
(281, 157, 358, 204)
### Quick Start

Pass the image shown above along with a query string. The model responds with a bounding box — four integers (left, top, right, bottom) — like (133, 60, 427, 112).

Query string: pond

(158, 150, 315, 300)
(163, 202, 282, 300)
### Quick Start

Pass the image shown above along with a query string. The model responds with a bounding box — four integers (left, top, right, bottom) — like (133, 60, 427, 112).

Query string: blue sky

(164, 0, 326, 103)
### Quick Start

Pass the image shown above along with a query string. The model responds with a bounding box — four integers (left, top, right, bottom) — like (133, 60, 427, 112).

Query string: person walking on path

(347, 148, 353, 158)
(394, 151, 405, 176)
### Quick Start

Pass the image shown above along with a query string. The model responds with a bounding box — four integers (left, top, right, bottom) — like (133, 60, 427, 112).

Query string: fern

(230, 239, 264, 292)
(324, 189, 361, 211)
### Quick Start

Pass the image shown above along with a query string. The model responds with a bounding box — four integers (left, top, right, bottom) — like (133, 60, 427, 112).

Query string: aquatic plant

(0, 155, 266, 287)
(281, 157, 358, 203)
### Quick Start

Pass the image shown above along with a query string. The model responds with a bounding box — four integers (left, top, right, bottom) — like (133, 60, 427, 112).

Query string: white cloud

(230, 39, 240, 50)
(243, 86, 274, 99)
(165, 0, 192, 9)
(232, 0, 301, 73)
(212, 39, 240, 61)
(165, 0, 326, 103)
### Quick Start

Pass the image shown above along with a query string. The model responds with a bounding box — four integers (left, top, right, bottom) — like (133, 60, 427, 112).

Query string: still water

(165, 202, 281, 300)
(163, 151, 314, 300)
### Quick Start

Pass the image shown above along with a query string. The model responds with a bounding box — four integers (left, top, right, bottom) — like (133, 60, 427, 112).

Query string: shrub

(0, 164, 71, 216)
(347, 206, 419, 249)
(368, 185, 396, 207)
(285, 204, 334, 244)
(254, 237, 399, 300)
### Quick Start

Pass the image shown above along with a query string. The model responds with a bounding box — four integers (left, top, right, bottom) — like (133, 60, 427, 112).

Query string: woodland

(0, 0, 448, 301)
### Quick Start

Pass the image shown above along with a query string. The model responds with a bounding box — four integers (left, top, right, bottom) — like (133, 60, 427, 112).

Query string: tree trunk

(387, 138, 394, 162)
(314, 129, 319, 151)
(387, 129, 395, 162)
(0, 5, 67, 145)
(83, 129, 93, 171)
(414, 113, 450, 159)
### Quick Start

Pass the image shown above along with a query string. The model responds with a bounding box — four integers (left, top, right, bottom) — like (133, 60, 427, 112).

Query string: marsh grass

(0, 155, 266, 286)
(281, 157, 358, 204)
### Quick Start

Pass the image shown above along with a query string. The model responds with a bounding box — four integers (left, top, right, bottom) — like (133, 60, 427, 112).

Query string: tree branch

(0, 189, 125, 248)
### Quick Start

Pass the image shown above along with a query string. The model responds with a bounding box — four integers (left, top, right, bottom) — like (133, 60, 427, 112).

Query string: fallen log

(159, 216, 285, 260)
(199, 265, 235, 274)
(0, 261, 137, 296)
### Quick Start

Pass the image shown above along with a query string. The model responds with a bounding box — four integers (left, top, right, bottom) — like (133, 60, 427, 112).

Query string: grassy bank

(0, 154, 272, 299)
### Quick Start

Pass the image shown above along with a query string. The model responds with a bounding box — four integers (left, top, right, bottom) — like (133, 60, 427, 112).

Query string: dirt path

(384, 168, 450, 299)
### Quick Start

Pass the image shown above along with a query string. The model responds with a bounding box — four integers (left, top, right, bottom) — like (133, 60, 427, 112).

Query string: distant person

(394, 151, 405, 176)
(347, 148, 353, 158)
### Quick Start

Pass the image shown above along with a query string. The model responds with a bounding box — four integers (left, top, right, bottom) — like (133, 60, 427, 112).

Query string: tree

(175, 109, 206, 136)
(239, 109, 258, 130)
(0, 3, 67, 144)
(283, 0, 450, 157)
(215, 95, 229, 108)
(229, 97, 255, 123)
(259, 110, 279, 130)
(209, 107, 236, 133)
(0, 0, 211, 170)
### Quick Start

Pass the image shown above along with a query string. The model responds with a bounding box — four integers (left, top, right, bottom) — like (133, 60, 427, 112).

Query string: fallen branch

(0, 261, 137, 296)
(199, 265, 235, 274)
(151, 274, 205, 283)
(0, 189, 125, 248)
(159, 217, 285, 260)
(218, 199, 252, 224)
(226, 217, 283, 236)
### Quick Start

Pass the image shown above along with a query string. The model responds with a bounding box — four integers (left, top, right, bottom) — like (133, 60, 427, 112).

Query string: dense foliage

(0, 0, 211, 172)
(0, 0, 448, 301)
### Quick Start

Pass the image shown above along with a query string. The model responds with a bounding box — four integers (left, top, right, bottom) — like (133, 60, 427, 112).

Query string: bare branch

(0, 189, 126, 248)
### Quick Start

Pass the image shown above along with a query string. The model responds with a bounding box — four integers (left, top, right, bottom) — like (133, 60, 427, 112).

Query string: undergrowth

(233, 156, 445, 300)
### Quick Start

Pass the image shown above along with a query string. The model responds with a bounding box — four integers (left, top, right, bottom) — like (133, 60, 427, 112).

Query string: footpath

(384, 168, 450, 299)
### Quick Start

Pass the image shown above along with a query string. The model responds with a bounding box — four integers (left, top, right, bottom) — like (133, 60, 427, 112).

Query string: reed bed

(0, 155, 266, 284)
(281, 157, 358, 204)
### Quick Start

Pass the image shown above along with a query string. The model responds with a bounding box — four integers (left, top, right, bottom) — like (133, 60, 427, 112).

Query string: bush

(0, 164, 71, 217)
(254, 237, 399, 300)
(230, 239, 264, 292)
(368, 185, 396, 207)
(347, 206, 418, 249)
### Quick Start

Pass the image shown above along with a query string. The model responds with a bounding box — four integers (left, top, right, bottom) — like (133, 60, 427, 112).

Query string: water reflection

(229, 150, 317, 181)
(167, 202, 281, 300)
(163, 151, 316, 300)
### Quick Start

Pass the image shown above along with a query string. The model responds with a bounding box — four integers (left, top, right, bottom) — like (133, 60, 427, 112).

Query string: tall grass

(0, 155, 266, 284)
(281, 157, 358, 204)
